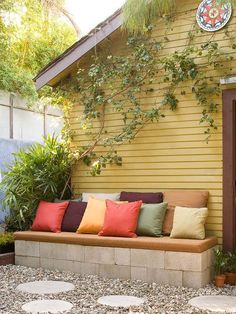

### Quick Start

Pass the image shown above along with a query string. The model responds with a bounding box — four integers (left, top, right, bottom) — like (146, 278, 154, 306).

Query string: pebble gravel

(0, 265, 236, 314)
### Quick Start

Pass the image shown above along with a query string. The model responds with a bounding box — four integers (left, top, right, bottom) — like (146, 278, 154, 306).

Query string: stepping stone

(22, 300, 73, 313)
(98, 295, 144, 308)
(16, 280, 74, 294)
(189, 295, 236, 313)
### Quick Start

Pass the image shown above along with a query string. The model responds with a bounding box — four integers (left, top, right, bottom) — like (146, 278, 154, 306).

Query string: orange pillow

(31, 200, 69, 233)
(76, 197, 126, 234)
(98, 200, 142, 238)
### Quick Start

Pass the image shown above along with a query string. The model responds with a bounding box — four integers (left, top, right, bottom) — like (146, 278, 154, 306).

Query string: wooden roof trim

(35, 9, 122, 90)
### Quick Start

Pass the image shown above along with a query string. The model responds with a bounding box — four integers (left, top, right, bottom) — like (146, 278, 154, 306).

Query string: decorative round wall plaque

(196, 0, 232, 32)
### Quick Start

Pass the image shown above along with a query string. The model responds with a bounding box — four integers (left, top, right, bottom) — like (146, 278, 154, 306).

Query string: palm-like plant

(0, 135, 73, 231)
(122, 0, 234, 34)
(122, 0, 176, 34)
(40, 0, 80, 38)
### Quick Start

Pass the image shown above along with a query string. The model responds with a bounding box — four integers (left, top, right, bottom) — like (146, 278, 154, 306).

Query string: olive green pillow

(136, 202, 167, 237)
(170, 206, 208, 240)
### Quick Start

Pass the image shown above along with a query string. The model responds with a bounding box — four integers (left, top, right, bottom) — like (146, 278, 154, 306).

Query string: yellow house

(35, 0, 236, 252)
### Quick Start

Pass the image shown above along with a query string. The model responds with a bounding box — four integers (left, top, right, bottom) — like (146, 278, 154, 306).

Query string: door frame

(223, 89, 236, 252)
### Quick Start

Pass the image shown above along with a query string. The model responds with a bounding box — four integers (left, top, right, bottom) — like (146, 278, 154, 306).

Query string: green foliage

(225, 252, 236, 273)
(0, 232, 14, 246)
(64, 34, 164, 175)
(54, 29, 228, 176)
(0, 0, 76, 102)
(214, 248, 228, 275)
(122, 0, 176, 34)
(0, 135, 73, 231)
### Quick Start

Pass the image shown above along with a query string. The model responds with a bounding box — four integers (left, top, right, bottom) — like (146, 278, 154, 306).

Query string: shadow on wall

(0, 138, 34, 223)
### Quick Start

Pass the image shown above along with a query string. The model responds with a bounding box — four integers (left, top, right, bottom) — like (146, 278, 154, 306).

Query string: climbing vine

(44, 2, 236, 189)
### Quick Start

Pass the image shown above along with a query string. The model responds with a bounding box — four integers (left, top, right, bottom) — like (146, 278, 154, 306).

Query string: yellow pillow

(170, 206, 208, 240)
(76, 197, 126, 234)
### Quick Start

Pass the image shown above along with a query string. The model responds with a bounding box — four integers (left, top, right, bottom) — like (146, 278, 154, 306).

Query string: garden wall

(0, 91, 63, 142)
(69, 0, 236, 244)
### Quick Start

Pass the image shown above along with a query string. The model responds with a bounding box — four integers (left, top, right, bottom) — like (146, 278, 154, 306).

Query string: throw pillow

(137, 202, 167, 237)
(31, 200, 69, 233)
(82, 192, 120, 202)
(120, 191, 163, 204)
(163, 191, 209, 235)
(61, 201, 87, 232)
(77, 198, 125, 234)
(99, 200, 142, 238)
(170, 206, 208, 240)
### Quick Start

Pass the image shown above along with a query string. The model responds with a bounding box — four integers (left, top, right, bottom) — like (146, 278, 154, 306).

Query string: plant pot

(214, 274, 226, 287)
(225, 272, 236, 285)
(0, 252, 15, 266)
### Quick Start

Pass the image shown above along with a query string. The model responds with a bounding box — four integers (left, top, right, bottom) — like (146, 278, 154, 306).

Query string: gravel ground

(0, 265, 236, 314)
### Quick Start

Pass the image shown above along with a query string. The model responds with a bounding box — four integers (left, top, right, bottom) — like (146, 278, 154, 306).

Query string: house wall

(70, 0, 236, 244)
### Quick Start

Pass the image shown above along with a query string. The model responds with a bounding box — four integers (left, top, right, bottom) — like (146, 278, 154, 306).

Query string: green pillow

(137, 202, 167, 237)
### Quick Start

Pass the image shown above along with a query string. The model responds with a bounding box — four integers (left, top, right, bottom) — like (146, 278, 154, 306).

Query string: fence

(0, 91, 63, 141)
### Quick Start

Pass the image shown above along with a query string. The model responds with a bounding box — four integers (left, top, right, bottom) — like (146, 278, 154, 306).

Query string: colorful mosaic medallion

(196, 0, 232, 32)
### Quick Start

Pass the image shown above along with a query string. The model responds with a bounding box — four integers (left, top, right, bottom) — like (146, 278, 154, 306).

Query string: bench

(14, 231, 217, 288)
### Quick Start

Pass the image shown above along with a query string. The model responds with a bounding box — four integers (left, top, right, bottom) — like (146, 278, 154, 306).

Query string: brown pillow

(162, 190, 209, 235)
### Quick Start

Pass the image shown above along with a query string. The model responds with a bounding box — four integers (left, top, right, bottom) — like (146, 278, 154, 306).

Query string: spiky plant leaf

(122, 0, 176, 34)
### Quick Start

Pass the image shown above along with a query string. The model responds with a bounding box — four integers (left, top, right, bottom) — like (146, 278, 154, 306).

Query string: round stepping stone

(16, 280, 74, 294)
(98, 295, 144, 308)
(189, 296, 236, 313)
(22, 300, 73, 313)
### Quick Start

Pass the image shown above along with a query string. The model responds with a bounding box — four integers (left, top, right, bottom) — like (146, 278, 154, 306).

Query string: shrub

(0, 135, 73, 231)
(0, 232, 14, 246)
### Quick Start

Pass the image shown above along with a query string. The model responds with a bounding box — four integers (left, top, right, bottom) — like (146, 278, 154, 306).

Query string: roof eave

(35, 10, 122, 90)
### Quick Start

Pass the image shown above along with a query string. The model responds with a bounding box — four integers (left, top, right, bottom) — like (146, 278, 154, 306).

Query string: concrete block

(84, 246, 115, 265)
(99, 264, 130, 280)
(15, 241, 39, 257)
(53, 259, 74, 272)
(15, 240, 25, 256)
(131, 267, 147, 281)
(80, 262, 99, 276)
(53, 244, 68, 260)
(147, 268, 182, 286)
(40, 258, 54, 270)
(131, 249, 164, 269)
(208, 248, 215, 268)
(115, 248, 130, 266)
(71, 261, 81, 274)
(183, 268, 211, 288)
(15, 256, 40, 268)
(67, 244, 84, 262)
(165, 251, 207, 272)
(40, 242, 54, 258)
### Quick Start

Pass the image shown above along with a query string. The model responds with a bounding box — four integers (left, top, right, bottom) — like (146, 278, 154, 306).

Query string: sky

(66, 0, 126, 36)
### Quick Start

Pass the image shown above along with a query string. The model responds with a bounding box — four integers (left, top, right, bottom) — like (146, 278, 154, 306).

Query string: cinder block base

(15, 240, 216, 288)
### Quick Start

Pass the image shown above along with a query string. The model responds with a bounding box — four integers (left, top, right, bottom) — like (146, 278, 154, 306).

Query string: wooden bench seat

(14, 231, 218, 288)
(14, 231, 217, 253)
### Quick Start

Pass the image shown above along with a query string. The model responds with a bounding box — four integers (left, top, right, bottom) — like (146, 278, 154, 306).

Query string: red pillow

(98, 200, 142, 238)
(31, 200, 69, 233)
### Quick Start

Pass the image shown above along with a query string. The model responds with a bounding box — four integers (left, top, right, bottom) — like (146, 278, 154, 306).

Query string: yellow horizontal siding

(69, 0, 236, 244)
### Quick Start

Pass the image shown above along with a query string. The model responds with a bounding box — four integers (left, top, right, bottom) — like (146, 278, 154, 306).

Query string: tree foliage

(0, 0, 76, 101)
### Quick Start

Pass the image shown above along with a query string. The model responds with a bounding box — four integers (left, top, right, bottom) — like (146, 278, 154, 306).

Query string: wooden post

(43, 105, 47, 138)
(223, 89, 236, 252)
(9, 93, 14, 139)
